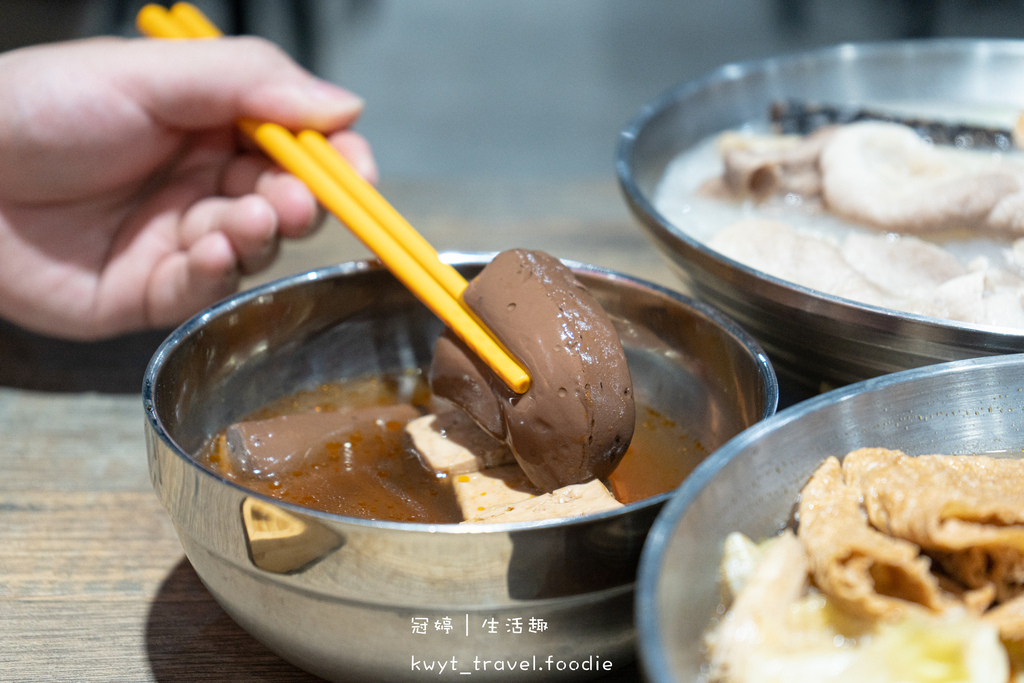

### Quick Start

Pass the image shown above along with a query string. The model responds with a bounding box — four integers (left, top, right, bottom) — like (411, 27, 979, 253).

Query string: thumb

(121, 35, 364, 132)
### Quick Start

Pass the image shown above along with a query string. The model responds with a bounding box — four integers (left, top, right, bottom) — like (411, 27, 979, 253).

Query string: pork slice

(839, 232, 966, 296)
(717, 128, 833, 200)
(927, 269, 1024, 328)
(708, 219, 896, 308)
(819, 121, 1024, 234)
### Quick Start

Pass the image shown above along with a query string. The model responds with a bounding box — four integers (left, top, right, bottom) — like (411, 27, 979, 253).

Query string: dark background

(4, 0, 1024, 180)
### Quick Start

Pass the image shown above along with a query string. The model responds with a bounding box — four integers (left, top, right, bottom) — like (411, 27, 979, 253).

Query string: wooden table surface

(0, 178, 677, 681)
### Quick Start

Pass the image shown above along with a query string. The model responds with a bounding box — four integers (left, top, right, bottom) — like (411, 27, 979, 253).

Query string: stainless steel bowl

(636, 352, 1024, 682)
(617, 39, 1024, 393)
(143, 253, 777, 682)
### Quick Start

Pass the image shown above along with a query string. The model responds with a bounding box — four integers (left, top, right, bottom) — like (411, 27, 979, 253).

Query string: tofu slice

(462, 478, 623, 524)
(406, 408, 623, 524)
(450, 465, 539, 519)
(405, 411, 515, 475)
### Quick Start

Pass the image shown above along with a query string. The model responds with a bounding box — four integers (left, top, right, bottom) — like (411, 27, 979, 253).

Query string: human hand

(0, 36, 375, 339)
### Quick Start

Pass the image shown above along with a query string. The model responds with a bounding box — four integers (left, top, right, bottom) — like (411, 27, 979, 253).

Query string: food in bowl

(199, 249, 697, 524)
(431, 249, 635, 492)
(705, 447, 1024, 682)
(654, 113, 1024, 329)
(201, 369, 697, 524)
(145, 252, 777, 683)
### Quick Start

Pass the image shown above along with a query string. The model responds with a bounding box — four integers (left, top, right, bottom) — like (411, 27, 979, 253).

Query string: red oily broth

(199, 370, 705, 522)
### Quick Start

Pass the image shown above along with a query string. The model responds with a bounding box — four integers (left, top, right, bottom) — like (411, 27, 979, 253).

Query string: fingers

(220, 155, 319, 238)
(145, 194, 280, 329)
(143, 191, 288, 330)
(123, 36, 365, 134)
(219, 129, 378, 236)
(328, 130, 379, 185)
(146, 231, 239, 329)
(178, 194, 281, 274)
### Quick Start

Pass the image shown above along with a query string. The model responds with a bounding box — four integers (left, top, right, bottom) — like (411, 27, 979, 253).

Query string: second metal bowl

(618, 38, 1024, 392)
(636, 352, 1024, 682)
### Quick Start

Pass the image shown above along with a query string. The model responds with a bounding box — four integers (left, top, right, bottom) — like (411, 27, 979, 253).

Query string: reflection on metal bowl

(636, 353, 1024, 682)
(143, 253, 777, 682)
(618, 39, 1024, 392)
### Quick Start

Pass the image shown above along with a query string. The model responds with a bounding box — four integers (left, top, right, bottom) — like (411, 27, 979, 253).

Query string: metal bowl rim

(633, 350, 1024, 681)
(615, 37, 1024, 342)
(143, 251, 778, 535)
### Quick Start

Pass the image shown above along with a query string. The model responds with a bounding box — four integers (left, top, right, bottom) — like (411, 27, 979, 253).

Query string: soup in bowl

(143, 252, 777, 682)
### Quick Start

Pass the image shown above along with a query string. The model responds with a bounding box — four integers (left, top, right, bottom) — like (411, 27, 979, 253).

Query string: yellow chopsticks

(136, 3, 530, 393)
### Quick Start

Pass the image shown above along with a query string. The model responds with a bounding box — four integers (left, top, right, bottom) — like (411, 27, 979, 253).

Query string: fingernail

(308, 78, 364, 112)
